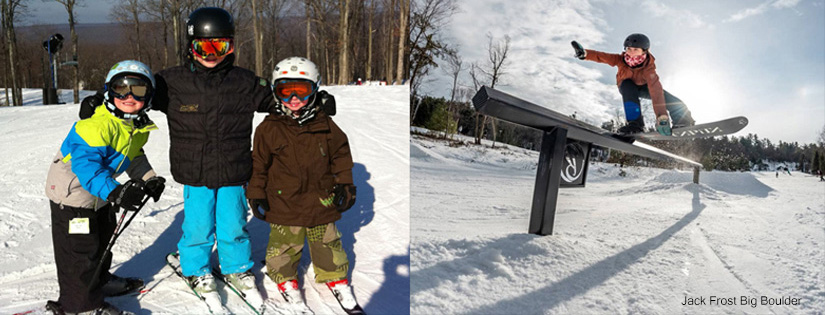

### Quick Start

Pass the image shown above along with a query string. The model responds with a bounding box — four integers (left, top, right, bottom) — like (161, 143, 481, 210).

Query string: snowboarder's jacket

(152, 55, 274, 188)
(45, 105, 158, 210)
(584, 49, 667, 117)
(247, 111, 353, 227)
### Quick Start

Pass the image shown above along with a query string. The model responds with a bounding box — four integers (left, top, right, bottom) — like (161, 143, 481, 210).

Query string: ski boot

(46, 300, 133, 315)
(187, 274, 224, 313)
(101, 274, 144, 297)
(326, 279, 365, 315)
(617, 120, 645, 134)
(671, 112, 695, 129)
(222, 270, 265, 313)
(271, 279, 313, 315)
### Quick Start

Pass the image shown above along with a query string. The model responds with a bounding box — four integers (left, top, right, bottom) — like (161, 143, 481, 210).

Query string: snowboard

(626, 116, 748, 141)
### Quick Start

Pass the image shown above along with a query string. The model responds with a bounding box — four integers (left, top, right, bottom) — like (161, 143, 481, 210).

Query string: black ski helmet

(623, 33, 650, 51)
(186, 7, 234, 41)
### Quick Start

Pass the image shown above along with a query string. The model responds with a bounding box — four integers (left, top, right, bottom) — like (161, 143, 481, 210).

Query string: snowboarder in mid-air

(572, 33, 695, 136)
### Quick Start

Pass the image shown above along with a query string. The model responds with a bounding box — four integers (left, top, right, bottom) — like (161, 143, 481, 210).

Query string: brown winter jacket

(585, 49, 667, 117)
(247, 111, 353, 227)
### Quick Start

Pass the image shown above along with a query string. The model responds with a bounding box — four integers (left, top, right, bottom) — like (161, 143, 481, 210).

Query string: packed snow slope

(0, 86, 410, 314)
(411, 131, 824, 314)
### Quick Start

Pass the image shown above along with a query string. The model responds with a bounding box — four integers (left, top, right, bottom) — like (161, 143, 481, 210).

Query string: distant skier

(45, 60, 166, 314)
(247, 57, 364, 314)
(572, 34, 695, 135)
(819, 170, 824, 181)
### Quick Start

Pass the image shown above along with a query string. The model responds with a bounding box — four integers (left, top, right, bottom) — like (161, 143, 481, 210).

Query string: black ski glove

(318, 90, 336, 116)
(571, 41, 586, 60)
(80, 90, 105, 119)
(143, 176, 166, 202)
(107, 180, 147, 211)
(248, 199, 269, 220)
(332, 184, 356, 212)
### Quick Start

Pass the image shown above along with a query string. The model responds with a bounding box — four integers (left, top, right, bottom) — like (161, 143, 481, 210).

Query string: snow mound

(653, 170, 774, 197)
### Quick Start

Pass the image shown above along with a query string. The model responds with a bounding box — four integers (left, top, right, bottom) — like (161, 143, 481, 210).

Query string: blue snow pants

(178, 185, 254, 277)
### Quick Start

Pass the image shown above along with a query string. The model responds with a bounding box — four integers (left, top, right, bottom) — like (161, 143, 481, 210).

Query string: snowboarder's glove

(318, 90, 336, 116)
(571, 41, 586, 60)
(332, 184, 356, 212)
(79, 90, 105, 119)
(248, 199, 269, 220)
(142, 176, 166, 202)
(107, 179, 147, 211)
(656, 115, 672, 136)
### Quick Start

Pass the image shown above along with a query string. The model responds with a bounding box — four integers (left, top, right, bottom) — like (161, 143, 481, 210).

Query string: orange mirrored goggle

(191, 38, 234, 58)
(273, 80, 317, 102)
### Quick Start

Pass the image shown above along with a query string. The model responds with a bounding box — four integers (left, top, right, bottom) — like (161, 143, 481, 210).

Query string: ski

(164, 252, 227, 314)
(211, 268, 265, 315)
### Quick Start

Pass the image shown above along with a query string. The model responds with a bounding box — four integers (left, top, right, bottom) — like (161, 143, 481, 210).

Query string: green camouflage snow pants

(265, 222, 349, 284)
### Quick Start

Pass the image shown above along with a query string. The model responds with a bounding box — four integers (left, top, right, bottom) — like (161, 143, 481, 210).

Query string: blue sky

(422, 0, 825, 144)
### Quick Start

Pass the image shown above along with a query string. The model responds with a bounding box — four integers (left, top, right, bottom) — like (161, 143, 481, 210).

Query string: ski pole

(88, 195, 151, 291)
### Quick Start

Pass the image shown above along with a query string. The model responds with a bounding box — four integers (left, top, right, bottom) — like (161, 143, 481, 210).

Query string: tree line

(413, 95, 825, 173)
(1, 0, 411, 106)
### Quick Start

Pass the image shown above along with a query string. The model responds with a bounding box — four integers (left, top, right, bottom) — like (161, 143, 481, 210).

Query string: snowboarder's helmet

(623, 33, 650, 51)
(103, 60, 155, 119)
(186, 7, 234, 41)
(271, 57, 322, 124)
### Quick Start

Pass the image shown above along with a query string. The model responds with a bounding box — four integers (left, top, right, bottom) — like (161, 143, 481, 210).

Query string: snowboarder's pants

(178, 185, 254, 277)
(50, 201, 115, 313)
(265, 222, 349, 284)
(619, 79, 692, 124)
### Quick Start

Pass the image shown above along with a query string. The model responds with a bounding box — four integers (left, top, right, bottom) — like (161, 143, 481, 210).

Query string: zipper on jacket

(113, 121, 137, 175)
(319, 142, 326, 157)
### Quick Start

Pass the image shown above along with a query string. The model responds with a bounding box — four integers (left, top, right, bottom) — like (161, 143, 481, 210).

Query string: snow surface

(0, 86, 410, 314)
(411, 131, 824, 314)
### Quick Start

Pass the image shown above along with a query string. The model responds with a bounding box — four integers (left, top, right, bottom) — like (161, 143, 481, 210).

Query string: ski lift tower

(42, 34, 64, 105)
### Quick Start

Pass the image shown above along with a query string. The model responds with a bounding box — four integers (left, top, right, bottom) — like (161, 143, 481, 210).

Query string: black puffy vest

(153, 57, 273, 188)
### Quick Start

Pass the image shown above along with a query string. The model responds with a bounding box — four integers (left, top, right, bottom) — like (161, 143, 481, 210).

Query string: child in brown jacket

(247, 57, 363, 315)
(572, 33, 695, 135)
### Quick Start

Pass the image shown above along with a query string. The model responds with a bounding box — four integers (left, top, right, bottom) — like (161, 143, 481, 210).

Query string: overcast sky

(21, 1, 111, 25)
(422, 0, 825, 144)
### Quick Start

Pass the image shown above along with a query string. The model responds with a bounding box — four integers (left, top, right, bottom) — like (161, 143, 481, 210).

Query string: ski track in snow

(410, 133, 825, 314)
(0, 86, 410, 314)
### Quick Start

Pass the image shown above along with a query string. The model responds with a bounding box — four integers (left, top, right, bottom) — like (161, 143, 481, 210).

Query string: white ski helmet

(103, 60, 155, 119)
(271, 57, 321, 85)
(271, 57, 323, 124)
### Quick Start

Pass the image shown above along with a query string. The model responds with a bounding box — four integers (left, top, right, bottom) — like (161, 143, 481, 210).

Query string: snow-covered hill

(411, 133, 824, 314)
(0, 86, 410, 314)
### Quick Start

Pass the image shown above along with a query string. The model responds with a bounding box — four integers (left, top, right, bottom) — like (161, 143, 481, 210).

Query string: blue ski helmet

(103, 60, 155, 119)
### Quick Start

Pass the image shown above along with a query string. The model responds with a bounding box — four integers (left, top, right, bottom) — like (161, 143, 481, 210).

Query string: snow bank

(0, 85, 410, 314)
(411, 133, 824, 314)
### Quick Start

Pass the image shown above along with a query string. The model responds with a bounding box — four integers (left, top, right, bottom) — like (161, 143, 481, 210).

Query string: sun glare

(662, 67, 730, 122)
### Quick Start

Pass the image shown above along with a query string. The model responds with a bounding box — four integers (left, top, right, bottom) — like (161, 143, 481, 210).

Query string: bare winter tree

(250, 0, 262, 76)
(1, 0, 26, 106)
(394, 0, 407, 85)
(337, 0, 350, 84)
(478, 34, 510, 147)
(443, 48, 461, 135)
(469, 62, 485, 144)
(409, 0, 456, 120)
(110, 0, 144, 62)
(55, 0, 81, 103)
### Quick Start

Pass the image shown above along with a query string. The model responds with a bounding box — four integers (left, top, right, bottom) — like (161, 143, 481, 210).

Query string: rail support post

(693, 166, 700, 184)
(529, 127, 567, 235)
